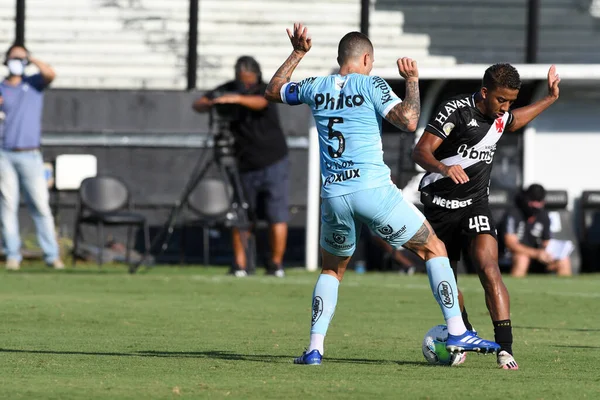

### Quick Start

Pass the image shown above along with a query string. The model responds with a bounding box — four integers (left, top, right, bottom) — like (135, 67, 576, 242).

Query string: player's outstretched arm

(385, 58, 420, 132)
(265, 23, 312, 103)
(508, 65, 560, 132)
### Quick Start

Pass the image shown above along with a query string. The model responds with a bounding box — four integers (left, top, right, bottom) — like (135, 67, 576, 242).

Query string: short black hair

(525, 183, 546, 202)
(482, 63, 521, 91)
(337, 32, 373, 65)
(4, 42, 28, 64)
(235, 55, 262, 83)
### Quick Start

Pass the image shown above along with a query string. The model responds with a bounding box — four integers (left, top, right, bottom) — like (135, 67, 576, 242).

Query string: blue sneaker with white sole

(446, 331, 500, 354)
(293, 349, 322, 365)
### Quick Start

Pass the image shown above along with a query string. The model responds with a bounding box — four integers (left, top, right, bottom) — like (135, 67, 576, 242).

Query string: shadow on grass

(3, 267, 130, 275)
(2, 265, 230, 276)
(140, 350, 429, 366)
(0, 348, 428, 366)
(552, 345, 600, 350)
(515, 326, 600, 332)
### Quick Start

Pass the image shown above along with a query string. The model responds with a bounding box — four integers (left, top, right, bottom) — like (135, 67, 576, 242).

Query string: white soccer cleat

(454, 351, 467, 365)
(234, 269, 248, 278)
(5, 259, 20, 270)
(273, 269, 285, 278)
(497, 350, 519, 370)
(50, 259, 65, 270)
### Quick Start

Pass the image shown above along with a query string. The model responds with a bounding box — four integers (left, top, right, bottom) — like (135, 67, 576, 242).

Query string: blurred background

(1, 0, 600, 273)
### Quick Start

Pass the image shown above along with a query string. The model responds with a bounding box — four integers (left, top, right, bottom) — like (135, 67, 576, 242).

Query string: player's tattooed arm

(385, 58, 420, 131)
(265, 51, 305, 103)
(265, 23, 312, 103)
(386, 78, 420, 132)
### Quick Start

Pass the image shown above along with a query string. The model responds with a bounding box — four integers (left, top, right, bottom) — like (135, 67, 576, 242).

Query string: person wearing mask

(0, 44, 63, 270)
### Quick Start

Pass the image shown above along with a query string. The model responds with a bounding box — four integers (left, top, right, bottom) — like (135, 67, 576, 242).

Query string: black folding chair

(73, 176, 150, 266)
(186, 179, 236, 266)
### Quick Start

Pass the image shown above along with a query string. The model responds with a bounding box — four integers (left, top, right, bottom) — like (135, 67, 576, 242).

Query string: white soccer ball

(422, 324, 466, 366)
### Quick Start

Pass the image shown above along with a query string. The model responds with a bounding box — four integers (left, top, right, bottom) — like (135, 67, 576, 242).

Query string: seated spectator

(502, 184, 572, 277)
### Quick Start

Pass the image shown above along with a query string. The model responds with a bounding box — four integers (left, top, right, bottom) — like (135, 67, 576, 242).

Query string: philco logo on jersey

(434, 97, 471, 124)
(323, 169, 360, 187)
(432, 195, 473, 209)
(314, 92, 365, 110)
(457, 143, 496, 164)
(372, 76, 393, 104)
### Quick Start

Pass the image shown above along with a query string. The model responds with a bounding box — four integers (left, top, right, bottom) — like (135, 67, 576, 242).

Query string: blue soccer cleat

(294, 349, 322, 365)
(446, 331, 501, 354)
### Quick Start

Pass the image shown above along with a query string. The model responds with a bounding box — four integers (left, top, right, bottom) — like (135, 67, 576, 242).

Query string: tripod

(129, 110, 253, 273)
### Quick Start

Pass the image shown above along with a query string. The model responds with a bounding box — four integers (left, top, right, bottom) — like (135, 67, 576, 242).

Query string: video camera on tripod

(209, 91, 240, 160)
(130, 91, 253, 272)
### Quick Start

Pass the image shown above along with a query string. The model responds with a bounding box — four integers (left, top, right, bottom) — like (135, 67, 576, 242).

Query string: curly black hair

(482, 63, 521, 91)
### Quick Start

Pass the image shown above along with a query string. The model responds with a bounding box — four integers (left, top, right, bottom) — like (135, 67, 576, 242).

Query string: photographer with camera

(193, 56, 289, 277)
(0, 43, 63, 270)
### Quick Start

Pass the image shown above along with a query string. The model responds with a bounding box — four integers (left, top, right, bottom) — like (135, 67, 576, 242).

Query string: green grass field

(0, 265, 599, 399)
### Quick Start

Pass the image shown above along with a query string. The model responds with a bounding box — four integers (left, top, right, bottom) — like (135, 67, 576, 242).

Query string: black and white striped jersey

(418, 93, 513, 209)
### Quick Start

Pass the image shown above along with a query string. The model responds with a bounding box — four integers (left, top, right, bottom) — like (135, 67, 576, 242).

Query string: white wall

(526, 82, 600, 209)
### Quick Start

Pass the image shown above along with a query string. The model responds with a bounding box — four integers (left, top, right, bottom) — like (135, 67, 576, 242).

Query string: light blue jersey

(281, 74, 402, 198)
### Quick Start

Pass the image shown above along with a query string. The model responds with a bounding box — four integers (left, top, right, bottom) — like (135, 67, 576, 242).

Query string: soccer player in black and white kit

(413, 64, 561, 370)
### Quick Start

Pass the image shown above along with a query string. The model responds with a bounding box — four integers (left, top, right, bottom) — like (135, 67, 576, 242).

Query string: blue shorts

(320, 184, 426, 257)
(240, 156, 290, 224)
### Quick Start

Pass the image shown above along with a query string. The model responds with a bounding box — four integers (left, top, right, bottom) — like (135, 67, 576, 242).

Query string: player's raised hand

(287, 23, 312, 54)
(547, 65, 560, 100)
(441, 164, 470, 185)
(397, 57, 418, 80)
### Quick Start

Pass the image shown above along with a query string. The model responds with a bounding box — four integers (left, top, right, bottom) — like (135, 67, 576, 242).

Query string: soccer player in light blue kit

(265, 23, 500, 365)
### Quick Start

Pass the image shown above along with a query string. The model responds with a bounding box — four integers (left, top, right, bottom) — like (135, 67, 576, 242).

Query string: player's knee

(320, 249, 351, 281)
(426, 235, 447, 258)
(320, 267, 344, 281)
(478, 261, 501, 279)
